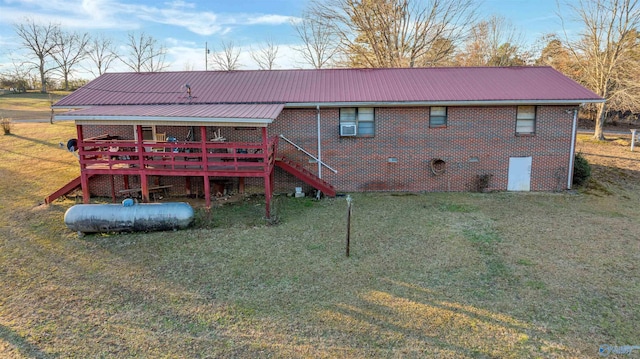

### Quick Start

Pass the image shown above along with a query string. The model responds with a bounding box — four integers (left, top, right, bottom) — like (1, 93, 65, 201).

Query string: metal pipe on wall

(317, 105, 322, 179)
(567, 108, 578, 189)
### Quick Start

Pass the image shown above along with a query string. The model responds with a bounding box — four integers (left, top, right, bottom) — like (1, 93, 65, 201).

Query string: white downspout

(567, 108, 578, 189)
(317, 105, 322, 179)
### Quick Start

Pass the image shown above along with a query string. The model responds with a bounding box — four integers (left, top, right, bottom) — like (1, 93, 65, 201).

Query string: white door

(507, 157, 532, 191)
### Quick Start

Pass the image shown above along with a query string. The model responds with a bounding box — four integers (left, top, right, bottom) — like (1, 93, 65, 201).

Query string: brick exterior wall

(81, 105, 576, 197)
(269, 105, 575, 193)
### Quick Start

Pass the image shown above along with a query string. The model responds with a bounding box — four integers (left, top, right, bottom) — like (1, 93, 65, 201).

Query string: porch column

(201, 126, 211, 208)
(262, 127, 272, 219)
(135, 125, 145, 169)
(134, 125, 150, 202)
(261, 127, 269, 155)
(200, 126, 208, 174)
(77, 124, 90, 203)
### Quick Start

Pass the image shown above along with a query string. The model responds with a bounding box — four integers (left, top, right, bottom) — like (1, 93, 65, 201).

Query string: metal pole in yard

(346, 195, 352, 257)
(631, 129, 637, 152)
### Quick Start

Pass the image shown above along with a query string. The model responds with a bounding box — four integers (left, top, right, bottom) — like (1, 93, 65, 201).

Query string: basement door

(507, 157, 532, 191)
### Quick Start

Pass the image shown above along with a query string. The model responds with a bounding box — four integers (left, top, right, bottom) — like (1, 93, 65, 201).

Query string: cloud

(245, 14, 300, 26)
(0, 0, 297, 36)
(131, 2, 298, 36)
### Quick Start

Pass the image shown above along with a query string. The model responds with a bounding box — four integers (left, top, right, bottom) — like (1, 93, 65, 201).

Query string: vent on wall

(340, 124, 357, 136)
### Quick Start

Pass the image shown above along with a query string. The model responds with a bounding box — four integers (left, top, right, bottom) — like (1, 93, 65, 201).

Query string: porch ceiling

(54, 103, 284, 126)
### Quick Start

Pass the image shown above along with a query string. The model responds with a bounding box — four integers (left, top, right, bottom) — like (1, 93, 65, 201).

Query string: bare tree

(119, 32, 168, 72)
(85, 34, 118, 77)
(456, 15, 527, 66)
(560, 0, 640, 140)
(210, 40, 242, 71)
(183, 61, 196, 71)
(1, 58, 33, 92)
(13, 18, 60, 93)
(292, 13, 340, 68)
(51, 30, 90, 90)
(250, 38, 279, 70)
(308, 0, 477, 68)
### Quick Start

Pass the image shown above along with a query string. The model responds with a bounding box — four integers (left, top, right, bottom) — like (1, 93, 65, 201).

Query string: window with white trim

(141, 125, 155, 140)
(340, 107, 375, 137)
(516, 106, 536, 134)
(430, 106, 447, 127)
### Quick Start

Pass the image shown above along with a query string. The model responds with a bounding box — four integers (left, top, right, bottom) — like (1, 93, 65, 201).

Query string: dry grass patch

(0, 124, 639, 357)
(0, 91, 70, 121)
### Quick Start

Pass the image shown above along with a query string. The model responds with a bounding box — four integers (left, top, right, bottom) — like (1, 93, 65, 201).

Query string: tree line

(293, 0, 640, 140)
(2, 19, 168, 93)
(3, 0, 639, 140)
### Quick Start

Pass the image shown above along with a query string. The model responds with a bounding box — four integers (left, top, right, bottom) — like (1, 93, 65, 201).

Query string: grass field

(0, 92, 71, 121)
(1, 123, 639, 358)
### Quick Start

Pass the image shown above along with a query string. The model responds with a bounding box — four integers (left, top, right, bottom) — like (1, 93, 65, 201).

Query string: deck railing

(78, 136, 278, 176)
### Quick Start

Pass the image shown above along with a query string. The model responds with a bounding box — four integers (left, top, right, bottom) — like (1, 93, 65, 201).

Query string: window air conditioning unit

(340, 123, 357, 136)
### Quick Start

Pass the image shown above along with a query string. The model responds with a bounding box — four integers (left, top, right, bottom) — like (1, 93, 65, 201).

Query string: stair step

(275, 158, 336, 197)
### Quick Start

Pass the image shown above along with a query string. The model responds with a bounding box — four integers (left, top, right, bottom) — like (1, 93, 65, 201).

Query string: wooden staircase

(275, 157, 336, 197)
(44, 175, 92, 204)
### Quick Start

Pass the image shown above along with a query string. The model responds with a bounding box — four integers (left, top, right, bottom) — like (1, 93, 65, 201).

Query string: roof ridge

(100, 65, 555, 76)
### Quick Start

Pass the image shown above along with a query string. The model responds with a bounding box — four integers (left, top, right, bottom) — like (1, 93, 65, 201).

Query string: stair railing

(279, 134, 338, 174)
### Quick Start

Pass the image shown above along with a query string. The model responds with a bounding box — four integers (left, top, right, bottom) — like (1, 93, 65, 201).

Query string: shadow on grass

(580, 151, 640, 162)
(0, 323, 52, 359)
(5, 134, 66, 150)
(310, 279, 577, 358)
(0, 147, 75, 166)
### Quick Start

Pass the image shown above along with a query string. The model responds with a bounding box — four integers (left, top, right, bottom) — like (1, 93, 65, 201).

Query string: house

(51, 67, 603, 217)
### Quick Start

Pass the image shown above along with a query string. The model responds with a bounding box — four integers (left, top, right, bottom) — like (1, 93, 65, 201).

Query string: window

(135, 125, 167, 141)
(340, 107, 375, 137)
(430, 106, 447, 127)
(141, 125, 155, 141)
(516, 106, 536, 134)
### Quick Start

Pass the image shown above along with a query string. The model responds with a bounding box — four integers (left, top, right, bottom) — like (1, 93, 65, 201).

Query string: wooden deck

(79, 137, 277, 178)
(76, 127, 280, 216)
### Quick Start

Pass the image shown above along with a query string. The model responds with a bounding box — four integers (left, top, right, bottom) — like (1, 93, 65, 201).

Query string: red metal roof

(55, 67, 602, 108)
(55, 103, 284, 121)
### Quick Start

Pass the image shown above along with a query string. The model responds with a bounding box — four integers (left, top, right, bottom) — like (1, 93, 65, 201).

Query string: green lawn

(1, 122, 639, 358)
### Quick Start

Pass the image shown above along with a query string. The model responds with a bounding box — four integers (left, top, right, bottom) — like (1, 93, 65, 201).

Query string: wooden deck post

(140, 173, 149, 202)
(77, 124, 90, 204)
(264, 174, 272, 219)
(134, 125, 150, 202)
(204, 175, 211, 208)
(80, 173, 90, 204)
(238, 177, 245, 194)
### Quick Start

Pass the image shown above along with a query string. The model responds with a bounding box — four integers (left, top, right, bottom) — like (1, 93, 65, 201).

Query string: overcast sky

(0, 0, 574, 78)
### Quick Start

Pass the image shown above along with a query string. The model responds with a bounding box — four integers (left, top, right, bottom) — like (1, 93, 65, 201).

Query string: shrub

(573, 152, 591, 186)
(1, 117, 12, 135)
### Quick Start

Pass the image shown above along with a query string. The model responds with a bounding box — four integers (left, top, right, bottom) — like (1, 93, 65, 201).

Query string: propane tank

(64, 201, 195, 234)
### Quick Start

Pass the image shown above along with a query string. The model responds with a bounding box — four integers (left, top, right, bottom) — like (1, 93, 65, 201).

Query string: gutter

(284, 99, 605, 108)
(52, 98, 605, 111)
(53, 114, 274, 124)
